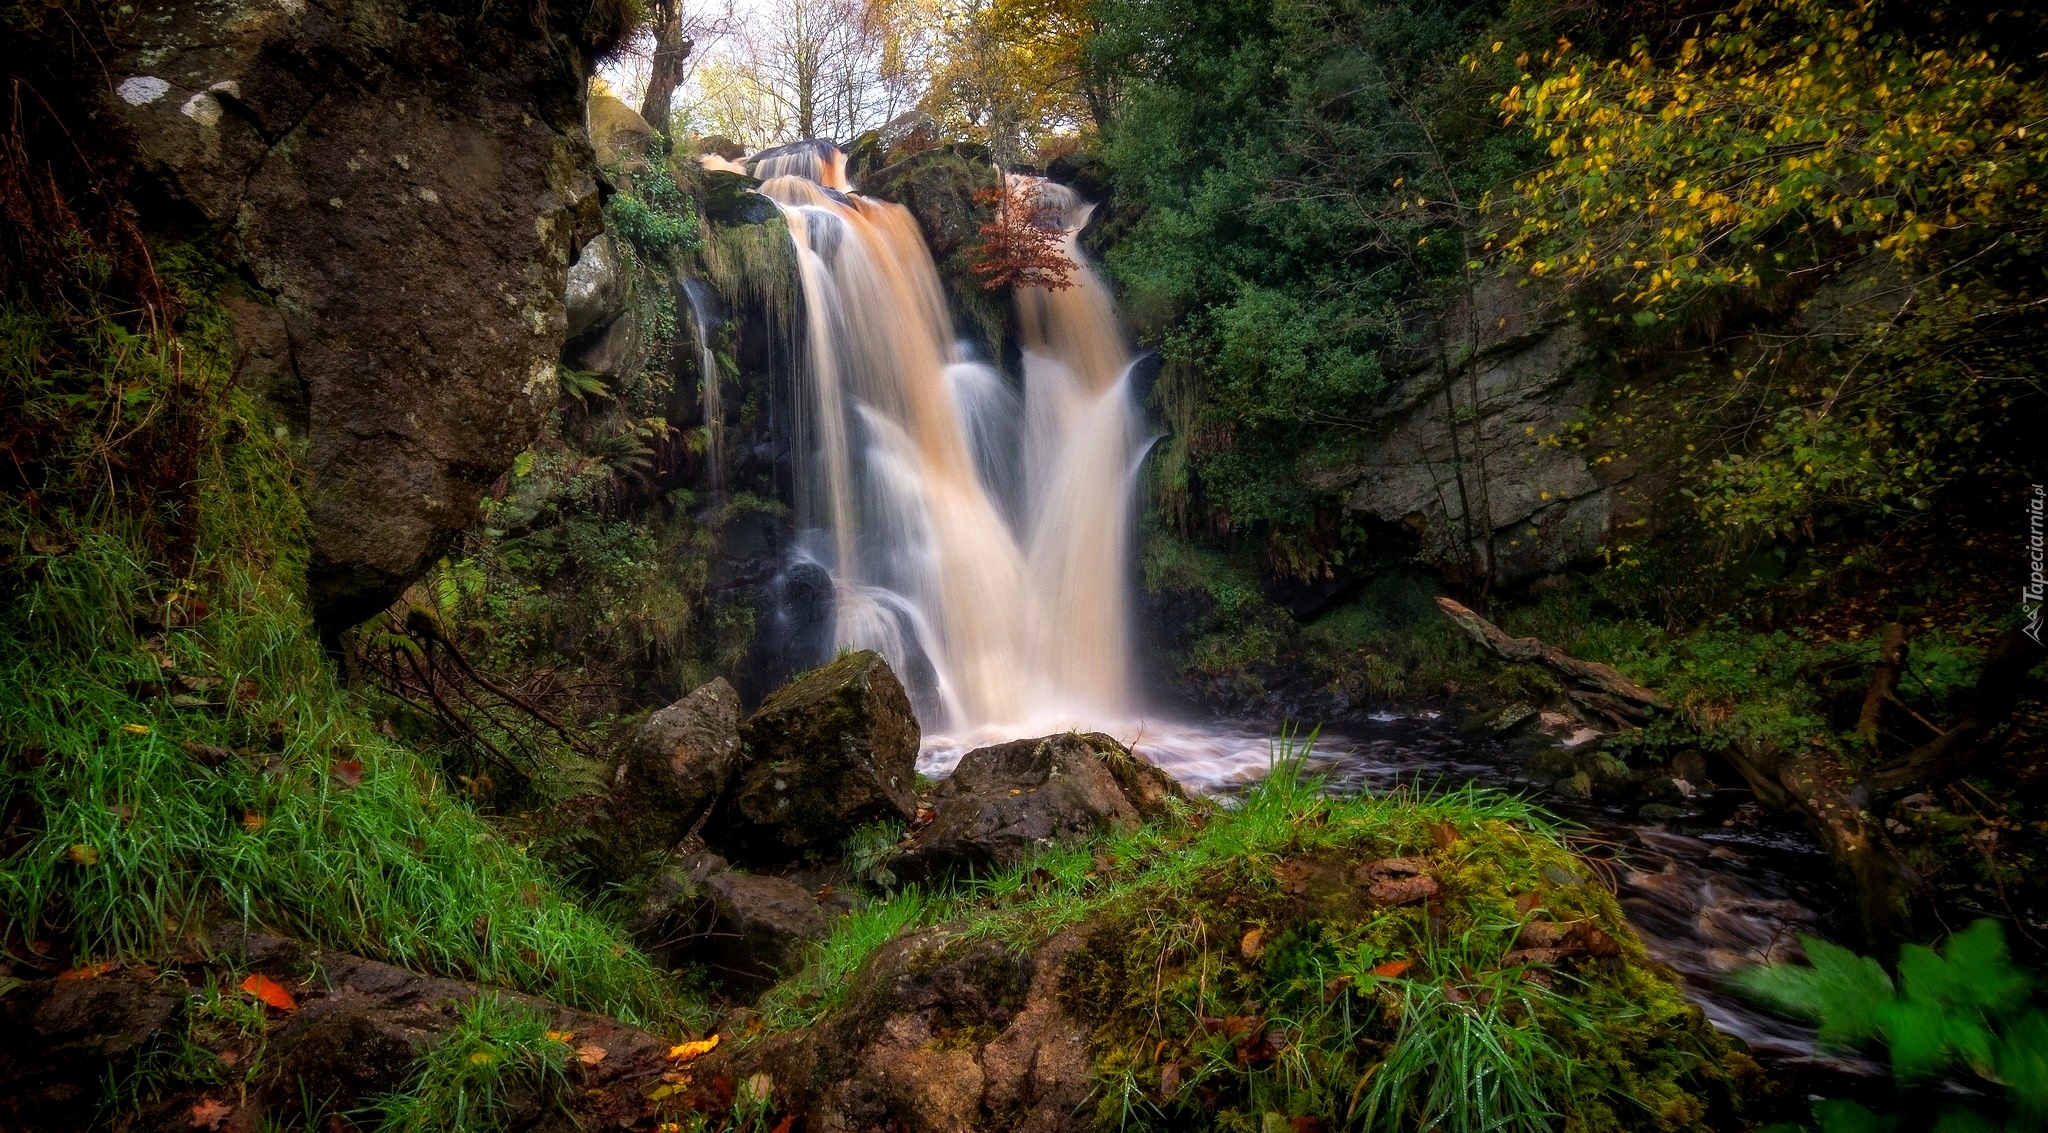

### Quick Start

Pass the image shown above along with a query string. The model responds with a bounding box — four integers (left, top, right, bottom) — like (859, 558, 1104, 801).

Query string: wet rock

(896, 733, 1180, 881)
(713, 650, 920, 859)
(635, 851, 830, 988)
(703, 169, 780, 225)
(566, 232, 628, 338)
(94, 0, 614, 630)
(0, 975, 184, 1129)
(595, 679, 743, 874)
(565, 297, 646, 380)
(859, 149, 1002, 258)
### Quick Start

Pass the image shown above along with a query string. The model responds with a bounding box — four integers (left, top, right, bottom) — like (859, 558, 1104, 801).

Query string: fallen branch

(1855, 623, 1909, 750)
(1872, 627, 2046, 793)
(1434, 597, 1666, 720)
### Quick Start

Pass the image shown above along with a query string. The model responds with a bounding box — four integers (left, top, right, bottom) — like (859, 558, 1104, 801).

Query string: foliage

(375, 994, 572, 1133)
(965, 182, 1077, 291)
(920, 0, 1104, 163)
(608, 151, 705, 255)
(1740, 919, 2048, 1132)
(1090, 0, 1539, 570)
(1496, 0, 2048, 537)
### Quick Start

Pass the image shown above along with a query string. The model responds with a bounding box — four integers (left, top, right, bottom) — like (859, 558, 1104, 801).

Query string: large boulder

(92, 0, 616, 630)
(595, 678, 744, 874)
(712, 650, 920, 860)
(896, 733, 1190, 880)
(588, 91, 660, 175)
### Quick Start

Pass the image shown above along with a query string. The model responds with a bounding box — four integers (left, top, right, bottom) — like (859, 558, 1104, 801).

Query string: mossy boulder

(702, 168, 779, 226)
(858, 148, 1003, 259)
(712, 650, 920, 860)
(589, 91, 660, 175)
(696, 775, 1761, 1131)
(588, 678, 744, 876)
(898, 733, 1193, 881)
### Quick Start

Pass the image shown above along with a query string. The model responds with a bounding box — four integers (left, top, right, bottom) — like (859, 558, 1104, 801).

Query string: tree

(922, 0, 1103, 164)
(610, 0, 732, 138)
(715, 0, 918, 144)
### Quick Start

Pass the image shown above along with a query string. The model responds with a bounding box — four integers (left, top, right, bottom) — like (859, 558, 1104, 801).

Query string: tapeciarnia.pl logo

(2027, 484, 2045, 647)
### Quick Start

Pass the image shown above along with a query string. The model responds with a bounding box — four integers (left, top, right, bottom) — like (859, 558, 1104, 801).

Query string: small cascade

(679, 277, 723, 488)
(752, 147, 1146, 737)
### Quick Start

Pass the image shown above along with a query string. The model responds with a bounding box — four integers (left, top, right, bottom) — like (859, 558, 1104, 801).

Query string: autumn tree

(966, 181, 1076, 290)
(922, 0, 1103, 163)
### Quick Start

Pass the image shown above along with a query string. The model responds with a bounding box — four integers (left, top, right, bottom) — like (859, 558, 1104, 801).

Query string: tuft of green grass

(373, 994, 571, 1133)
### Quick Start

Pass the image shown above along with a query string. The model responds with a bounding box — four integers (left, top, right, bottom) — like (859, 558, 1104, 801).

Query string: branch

(1872, 627, 2047, 793)
(1855, 622, 1909, 750)
(1434, 597, 1666, 719)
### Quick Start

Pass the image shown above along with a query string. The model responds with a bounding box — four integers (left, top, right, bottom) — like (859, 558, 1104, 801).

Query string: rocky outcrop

(566, 232, 629, 339)
(692, 928, 1095, 1133)
(1315, 277, 1607, 584)
(897, 732, 1190, 880)
(713, 650, 921, 859)
(94, 0, 617, 629)
(858, 148, 1001, 260)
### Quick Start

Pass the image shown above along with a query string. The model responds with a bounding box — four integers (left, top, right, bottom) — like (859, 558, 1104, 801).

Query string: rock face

(858, 148, 1001, 259)
(1317, 277, 1607, 584)
(714, 650, 920, 859)
(95, 0, 615, 629)
(596, 678, 744, 873)
(566, 232, 629, 339)
(693, 928, 1095, 1133)
(898, 733, 1188, 880)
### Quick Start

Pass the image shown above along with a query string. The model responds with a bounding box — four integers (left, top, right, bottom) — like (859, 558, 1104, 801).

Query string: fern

(557, 367, 611, 401)
(1741, 920, 2047, 1132)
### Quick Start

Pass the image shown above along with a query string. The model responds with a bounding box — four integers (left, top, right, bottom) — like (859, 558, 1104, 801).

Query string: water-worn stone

(0, 975, 184, 1129)
(94, 0, 618, 630)
(896, 732, 1186, 881)
(597, 678, 742, 873)
(714, 650, 919, 859)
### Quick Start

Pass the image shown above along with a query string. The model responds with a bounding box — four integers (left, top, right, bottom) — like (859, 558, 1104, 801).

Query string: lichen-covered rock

(588, 91, 660, 175)
(896, 733, 1188, 881)
(713, 650, 919, 860)
(566, 232, 629, 338)
(594, 678, 743, 874)
(93, 0, 616, 629)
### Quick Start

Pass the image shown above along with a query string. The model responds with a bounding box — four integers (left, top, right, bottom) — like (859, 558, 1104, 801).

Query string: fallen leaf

(217, 1048, 240, 1067)
(241, 973, 298, 1011)
(1566, 922, 1622, 959)
(1356, 857, 1428, 881)
(1367, 874, 1440, 906)
(1516, 919, 1568, 949)
(912, 806, 937, 828)
(1273, 860, 1317, 895)
(1158, 1059, 1181, 1098)
(768, 1118, 794, 1133)
(545, 1030, 574, 1043)
(1239, 927, 1266, 961)
(1198, 1014, 1262, 1039)
(1322, 974, 1354, 1001)
(241, 813, 266, 832)
(189, 1096, 232, 1130)
(667, 1033, 719, 1062)
(27, 533, 68, 555)
(1290, 1117, 1331, 1133)
(1371, 959, 1411, 979)
(331, 759, 364, 788)
(180, 741, 234, 768)
(58, 960, 120, 980)
(121, 723, 151, 735)
(1429, 821, 1461, 850)
(233, 678, 259, 704)
(66, 843, 100, 865)
(575, 1043, 608, 1066)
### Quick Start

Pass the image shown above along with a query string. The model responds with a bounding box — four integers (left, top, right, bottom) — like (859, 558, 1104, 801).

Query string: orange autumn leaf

(666, 1033, 719, 1062)
(1372, 959, 1412, 979)
(188, 1096, 232, 1130)
(576, 1043, 609, 1066)
(240, 813, 266, 832)
(241, 973, 298, 1011)
(331, 759, 364, 788)
(58, 959, 120, 980)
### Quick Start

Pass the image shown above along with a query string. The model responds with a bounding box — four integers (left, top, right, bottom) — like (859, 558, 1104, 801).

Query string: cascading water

(751, 146, 1147, 746)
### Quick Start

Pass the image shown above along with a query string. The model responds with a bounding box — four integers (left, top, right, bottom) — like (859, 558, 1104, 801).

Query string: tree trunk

(640, 0, 693, 139)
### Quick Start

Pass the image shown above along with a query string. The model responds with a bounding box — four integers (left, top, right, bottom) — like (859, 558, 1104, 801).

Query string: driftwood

(1434, 597, 1665, 725)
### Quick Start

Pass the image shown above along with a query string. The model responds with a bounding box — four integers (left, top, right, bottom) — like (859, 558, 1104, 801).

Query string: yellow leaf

(66, 843, 100, 865)
(122, 723, 150, 735)
(667, 1034, 720, 1062)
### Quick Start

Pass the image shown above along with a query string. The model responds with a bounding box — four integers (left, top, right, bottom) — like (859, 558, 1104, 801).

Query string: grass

(373, 994, 572, 1133)
(750, 740, 1747, 1132)
(0, 281, 700, 1031)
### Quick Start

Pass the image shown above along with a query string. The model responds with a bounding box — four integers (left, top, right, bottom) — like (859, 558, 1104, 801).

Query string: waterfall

(753, 150, 1146, 739)
(679, 277, 722, 488)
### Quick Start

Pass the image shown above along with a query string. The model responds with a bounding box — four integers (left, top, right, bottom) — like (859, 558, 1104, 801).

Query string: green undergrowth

(0, 260, 698, 1030)
(755, 746, 1755, 1131)
(374, 994, 574, 1133)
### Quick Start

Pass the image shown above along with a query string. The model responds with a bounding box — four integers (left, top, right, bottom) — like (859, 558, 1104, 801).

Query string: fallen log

(1434, 597, 1666, 715)
(1871, 626, 2046, 793)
